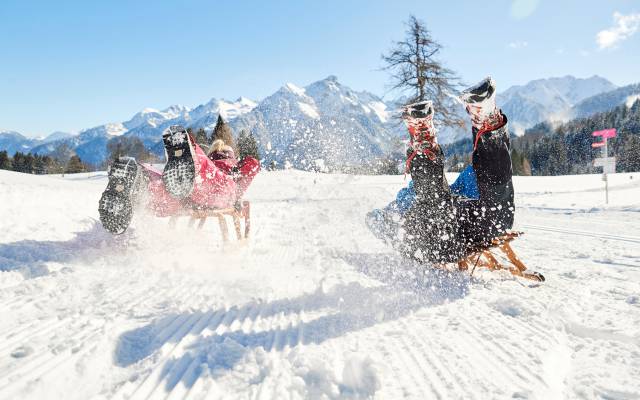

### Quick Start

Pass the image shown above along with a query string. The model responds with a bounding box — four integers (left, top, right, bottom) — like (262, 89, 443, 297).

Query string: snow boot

(402, 100, 440, 173)
(162, 125, 196, 199)
(98, 157, 142, 234)
(459, 77, 506, 150)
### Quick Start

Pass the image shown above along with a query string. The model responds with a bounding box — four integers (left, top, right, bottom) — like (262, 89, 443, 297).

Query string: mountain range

(496, 75, 618, 135)
(1, 75, 638, 169)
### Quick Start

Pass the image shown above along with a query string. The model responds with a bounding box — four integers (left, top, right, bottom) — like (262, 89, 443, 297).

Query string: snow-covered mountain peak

(0, 130, 26, 139)
(284, 83, 306, 97)
(496, 75, 618, 133)
(41, 131, 76, 143)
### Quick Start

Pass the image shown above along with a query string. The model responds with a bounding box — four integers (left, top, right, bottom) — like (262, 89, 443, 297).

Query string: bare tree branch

(381, 15, 464, 128)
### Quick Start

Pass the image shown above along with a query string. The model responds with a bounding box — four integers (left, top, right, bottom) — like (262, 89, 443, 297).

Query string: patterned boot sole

(162, 126, 196, 199)
(98, 157, 141, 234)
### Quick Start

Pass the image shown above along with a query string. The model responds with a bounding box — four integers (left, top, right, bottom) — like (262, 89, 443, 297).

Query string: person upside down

(366, 77, 515, 264)
(99, 126, 260, 234)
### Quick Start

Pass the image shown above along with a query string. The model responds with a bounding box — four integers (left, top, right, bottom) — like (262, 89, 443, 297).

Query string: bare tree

(382, 15, 464, 128)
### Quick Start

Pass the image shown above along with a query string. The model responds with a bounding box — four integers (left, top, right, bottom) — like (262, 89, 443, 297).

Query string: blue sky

(1, 0, 639, 137)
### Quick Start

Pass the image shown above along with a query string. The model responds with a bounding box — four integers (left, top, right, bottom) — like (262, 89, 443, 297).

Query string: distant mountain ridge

(24, 97, 258, 165)
(570, 83, 640, 119)
(1, 75, 636, 169)
(496, 75, 617, 135)
(229, 76, 397, 170)
(1, 77, 398, 169)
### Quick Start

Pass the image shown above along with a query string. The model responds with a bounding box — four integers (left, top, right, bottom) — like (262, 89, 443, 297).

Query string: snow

(104, 123, 127, 136)
(0, 169, 639, 399)
(285, 83, 306, 97)
(368, 101, 389, 123)
(297, 102, 320, 119)
(626, 94, 640, 108)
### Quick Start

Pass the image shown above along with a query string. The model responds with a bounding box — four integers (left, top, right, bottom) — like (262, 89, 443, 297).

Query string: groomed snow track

(0, 170, 639, 399)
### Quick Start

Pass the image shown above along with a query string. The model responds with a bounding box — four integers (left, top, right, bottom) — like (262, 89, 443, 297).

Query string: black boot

(98, 157, 142, 234)
(162, 125, 197, 199)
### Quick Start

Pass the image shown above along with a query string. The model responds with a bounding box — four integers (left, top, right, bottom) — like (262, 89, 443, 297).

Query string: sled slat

(499, 242, 527, 272)
(217, 214, 229, 242)
(165, 201, 251, 245)
(232, 215, 242, 240)
(243, 201, 251, 238)
(457, 231, 544, 283)
(197, 218, 206, 230)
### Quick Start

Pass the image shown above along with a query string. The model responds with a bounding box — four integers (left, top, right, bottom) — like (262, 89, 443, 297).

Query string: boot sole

(162, 127, 196, 199)
(98, 157, 141, 234)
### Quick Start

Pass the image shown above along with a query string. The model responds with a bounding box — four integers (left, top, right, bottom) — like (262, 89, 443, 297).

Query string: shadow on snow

(0, 220, 133, 278)
(115, 251, 470, 392)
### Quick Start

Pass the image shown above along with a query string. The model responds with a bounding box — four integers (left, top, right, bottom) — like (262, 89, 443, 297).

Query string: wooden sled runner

(168, 200, 251, 242)
(456, 231, 545, 282)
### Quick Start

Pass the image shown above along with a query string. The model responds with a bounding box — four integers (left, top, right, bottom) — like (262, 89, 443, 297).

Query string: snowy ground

(0, 168, 639, 400)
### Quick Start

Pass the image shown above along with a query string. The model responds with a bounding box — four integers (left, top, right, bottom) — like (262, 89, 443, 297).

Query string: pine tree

(194, 128, 209, 150)
(65, 155, 86, 173)
(511, 148, 524, 175)
(12, 152, 25, 173)
(619, 135, 640, 172)
(211, 115, 237, 153)
(0, 151, 11, 170)
(237, 130, 261, 160)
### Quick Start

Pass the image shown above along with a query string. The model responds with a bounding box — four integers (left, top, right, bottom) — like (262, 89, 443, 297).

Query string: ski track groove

(0, 324, 105, 398)
(395, 330, 443, 399)
(486, 304, 554, 341)
(145, 310, 218, 400)
(0, 270, 175, 360)
(107, 284, 206, 398)
(0, 278, 182, 391)
(165, 309, 229, 400)
(249, 302, 279, 400)
(399, 316, 477, 399)
(444, 314, 514, 394)
(0, 276, 147, 360)
(522, 224, 640, 244)
(454, 309, 539, 390)
(127, 311, 212, 400)
(160, 303, 266, 400)
(385, 333, 432, 399)
(371, 332, 416, 399)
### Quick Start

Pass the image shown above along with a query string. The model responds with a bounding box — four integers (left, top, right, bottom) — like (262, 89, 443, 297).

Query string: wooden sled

(456, 231, 545, 282)
(168, 200, 251, 242)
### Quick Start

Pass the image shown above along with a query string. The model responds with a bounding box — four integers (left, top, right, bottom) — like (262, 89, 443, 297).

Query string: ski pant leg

(366, 202, 402, 243)
(140, 163, 182, 217)
(457, 116, 515, 247)
(401, 151, 464, 263)
(188, 142, 238, 208)
(235, 156, 261, 198)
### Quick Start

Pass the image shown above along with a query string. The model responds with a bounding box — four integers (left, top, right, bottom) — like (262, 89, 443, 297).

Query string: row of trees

(443, 99, 640, 175)
(190, 115, 261, 161)
(0, 151, 90, 174)
(104, 115, 261, 166)
(3, 117, 263, 176)
(512, 99, 640, 175)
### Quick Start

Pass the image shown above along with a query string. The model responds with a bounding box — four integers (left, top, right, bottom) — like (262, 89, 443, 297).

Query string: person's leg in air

(456, 77, 515, 249)
(98, 156, 145, 234)
(400, 101, 465, 264)
(162, 125, 237, 209)
(234, 156, 261, 199)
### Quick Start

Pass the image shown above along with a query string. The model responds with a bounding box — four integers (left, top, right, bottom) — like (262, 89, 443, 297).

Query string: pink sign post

(592, 129, 617, 204)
